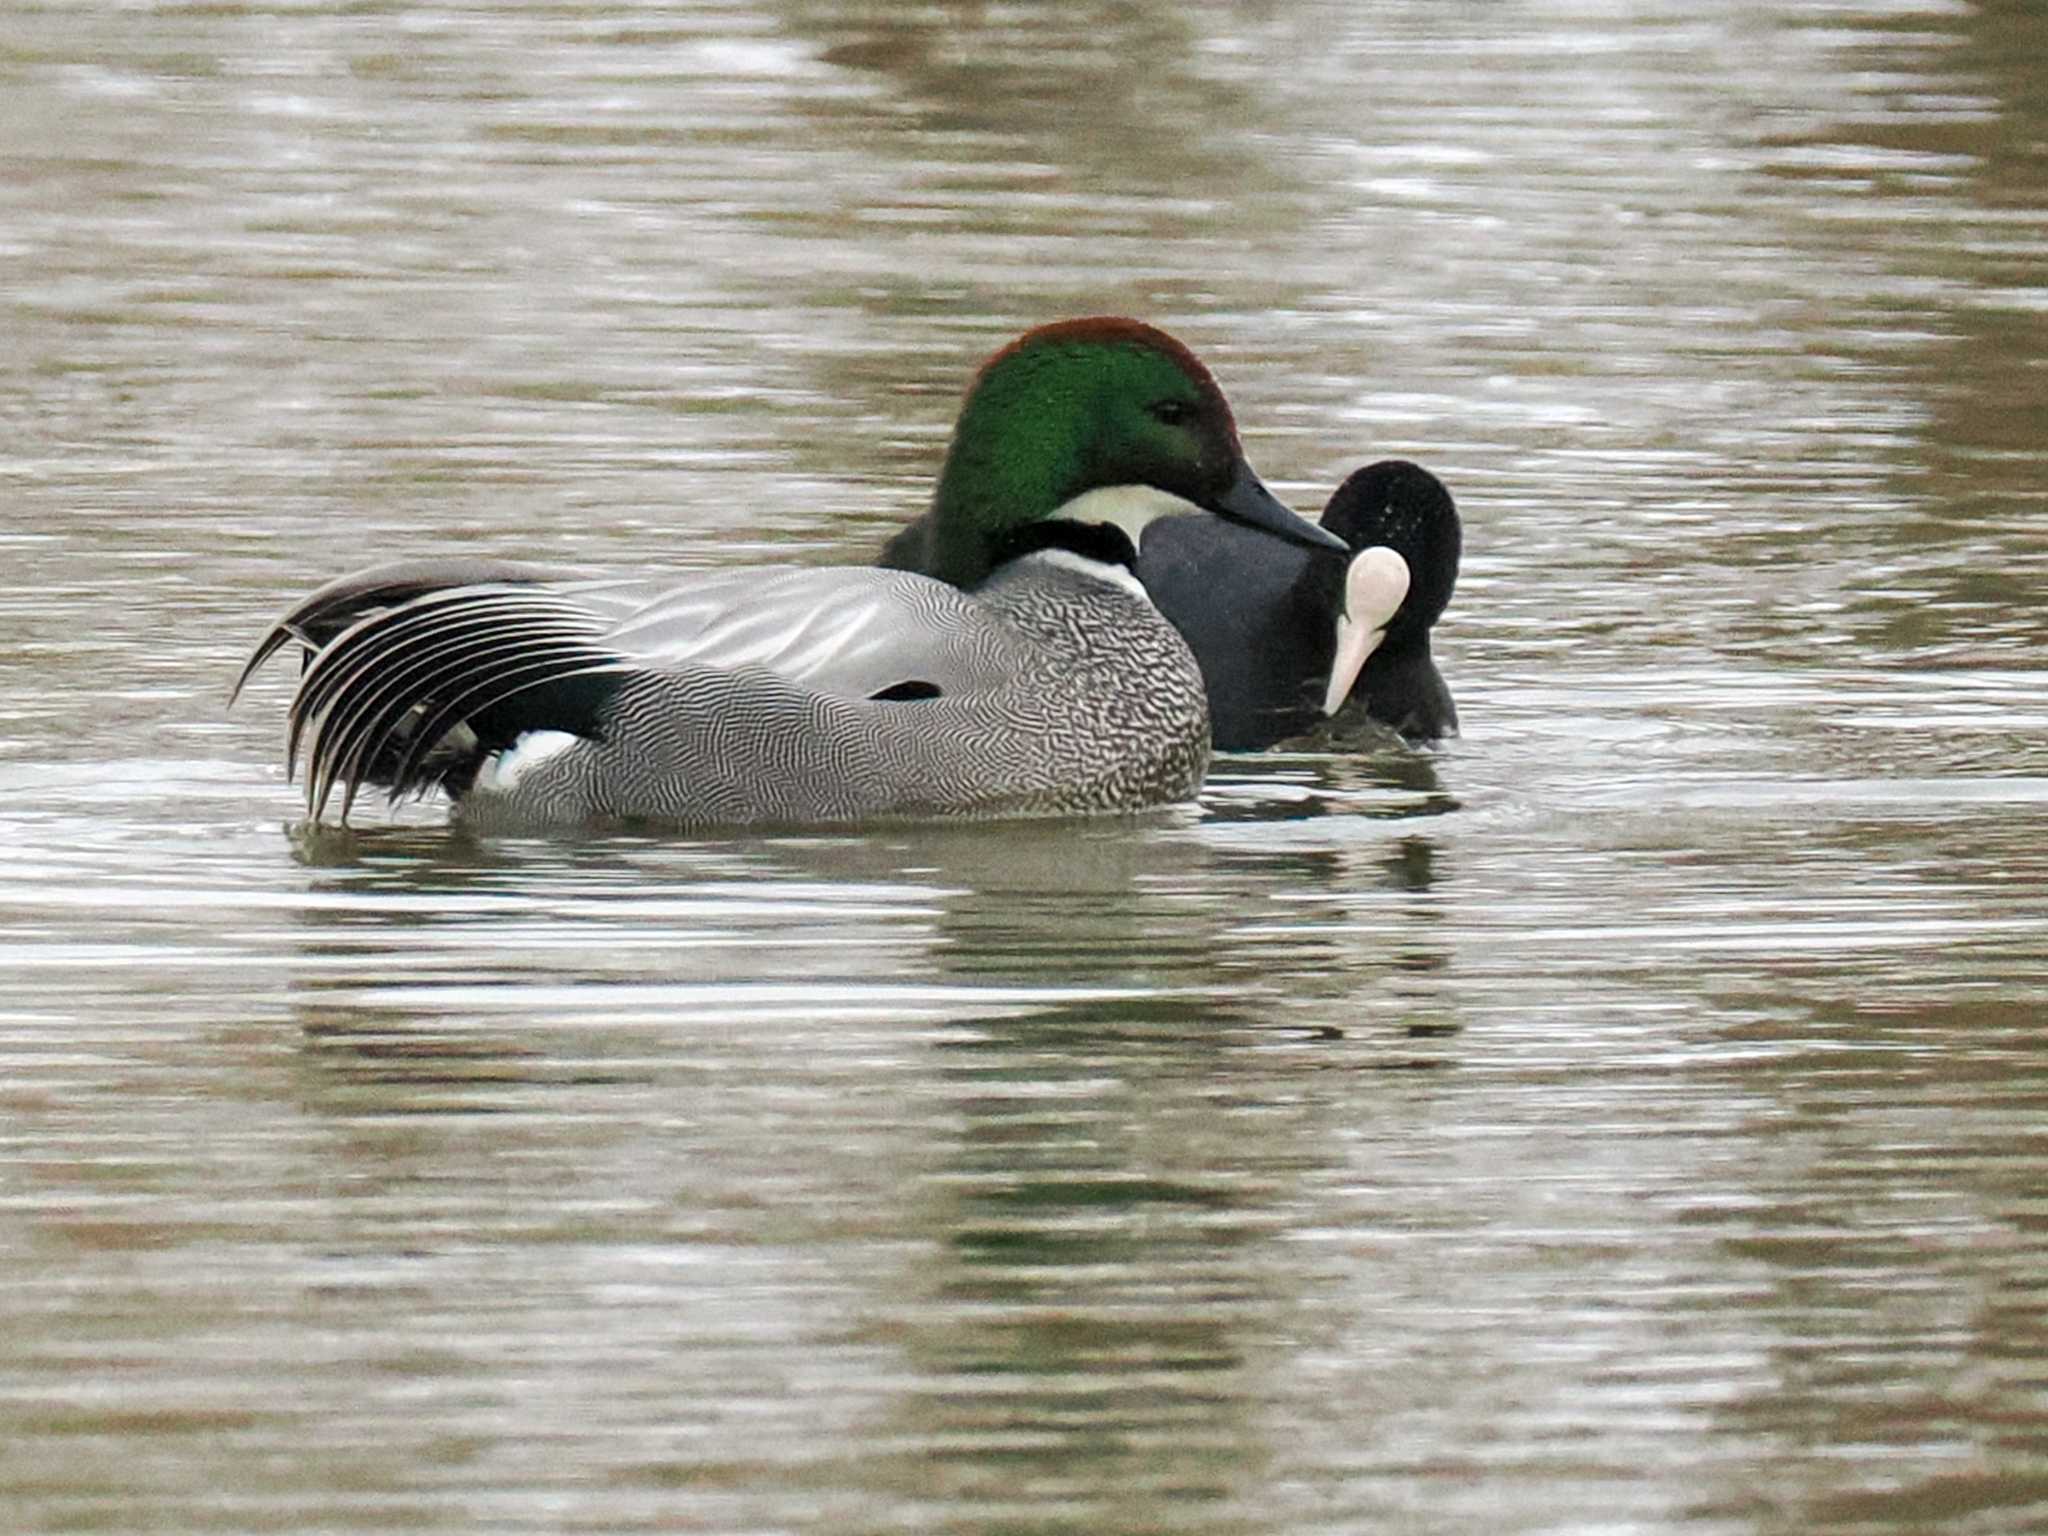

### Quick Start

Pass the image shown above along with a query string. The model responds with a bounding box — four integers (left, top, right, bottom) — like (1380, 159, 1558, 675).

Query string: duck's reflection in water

(275, 784, 1463, 1527)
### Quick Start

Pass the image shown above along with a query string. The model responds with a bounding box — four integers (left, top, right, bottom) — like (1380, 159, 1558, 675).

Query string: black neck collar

(990, 518, 1140, 574)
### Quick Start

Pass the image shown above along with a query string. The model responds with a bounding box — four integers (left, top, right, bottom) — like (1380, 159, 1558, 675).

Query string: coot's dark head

(1322, 460, 1460, 649)
(1319, 460, 1462, 741)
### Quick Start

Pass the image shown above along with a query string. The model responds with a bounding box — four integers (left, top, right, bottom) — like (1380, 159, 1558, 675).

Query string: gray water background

(3, 1, 2046, 1531)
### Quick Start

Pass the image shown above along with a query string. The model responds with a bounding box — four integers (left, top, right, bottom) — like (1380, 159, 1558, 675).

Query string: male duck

(1133, 459, 1462, 749)
(233, 317, 1343, 829)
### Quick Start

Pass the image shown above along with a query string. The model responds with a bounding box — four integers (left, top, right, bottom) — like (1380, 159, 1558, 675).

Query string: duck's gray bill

(1213, 463, 1347, 553)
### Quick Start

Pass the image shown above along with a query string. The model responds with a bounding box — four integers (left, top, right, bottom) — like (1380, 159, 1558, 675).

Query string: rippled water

(3, 1, 2045, 1531)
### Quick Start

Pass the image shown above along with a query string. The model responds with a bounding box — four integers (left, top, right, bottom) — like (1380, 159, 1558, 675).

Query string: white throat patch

(1053, 483, 1207, 547)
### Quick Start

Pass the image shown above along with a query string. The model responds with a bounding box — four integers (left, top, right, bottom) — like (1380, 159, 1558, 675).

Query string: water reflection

(1743, 1, 2048, 665)
(1688, 986, 2048, 1530)
(867, 998, 1303, 1530)
(260, 808, 1462, 1530)
(277, 782, 1465, 1098)
(787, 0, 1285, 192)
(4, 0, 2048, 1530)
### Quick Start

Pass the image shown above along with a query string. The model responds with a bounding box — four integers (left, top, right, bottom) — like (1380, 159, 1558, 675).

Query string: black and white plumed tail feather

(231, 559, 628, 822)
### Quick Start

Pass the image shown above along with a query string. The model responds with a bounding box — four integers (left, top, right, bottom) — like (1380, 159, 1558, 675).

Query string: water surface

(2, 2, 2045, 1531)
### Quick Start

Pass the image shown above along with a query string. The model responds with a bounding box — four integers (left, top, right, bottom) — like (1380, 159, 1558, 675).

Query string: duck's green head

(920, 317, 1342, 587)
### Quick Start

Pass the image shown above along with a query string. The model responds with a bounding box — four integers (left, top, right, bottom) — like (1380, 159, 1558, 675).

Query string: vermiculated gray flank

(254, 554, 1210, 830)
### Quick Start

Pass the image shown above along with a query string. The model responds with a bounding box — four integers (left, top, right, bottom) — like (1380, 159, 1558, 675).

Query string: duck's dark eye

(1149, 399, 1194, 428)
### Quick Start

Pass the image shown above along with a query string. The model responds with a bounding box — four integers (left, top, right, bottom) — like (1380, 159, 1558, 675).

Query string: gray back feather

(246, 555, 1210, 829)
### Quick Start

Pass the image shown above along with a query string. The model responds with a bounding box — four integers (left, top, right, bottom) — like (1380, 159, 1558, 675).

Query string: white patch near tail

(1323, 547, 1411, 716)
(474, 730, 583, 795)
